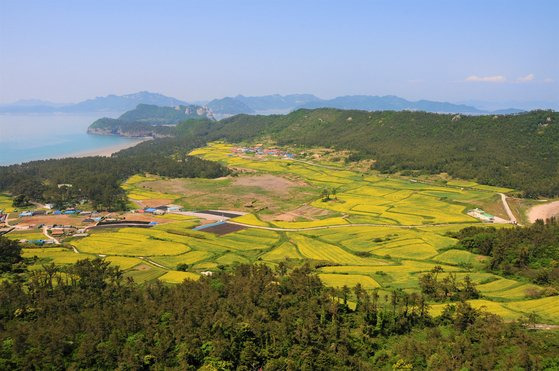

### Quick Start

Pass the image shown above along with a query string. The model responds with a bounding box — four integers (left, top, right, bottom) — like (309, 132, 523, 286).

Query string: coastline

(69, 137, 151, 158)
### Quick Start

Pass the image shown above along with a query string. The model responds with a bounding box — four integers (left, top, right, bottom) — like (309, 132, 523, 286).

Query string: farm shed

(51, 228, 64, 236)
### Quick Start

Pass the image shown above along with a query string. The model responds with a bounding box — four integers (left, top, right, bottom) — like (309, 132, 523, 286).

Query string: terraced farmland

(16, 142, 556, 324)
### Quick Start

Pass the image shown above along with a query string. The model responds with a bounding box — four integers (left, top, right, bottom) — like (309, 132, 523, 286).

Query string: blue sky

(0, 0, 557, 106)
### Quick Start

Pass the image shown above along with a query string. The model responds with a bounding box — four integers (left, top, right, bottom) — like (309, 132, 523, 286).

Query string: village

(232, 145, 296, 159)
(0, 202, 247, 246)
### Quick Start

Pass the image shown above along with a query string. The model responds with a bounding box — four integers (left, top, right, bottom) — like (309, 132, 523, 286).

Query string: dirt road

(499, 193, 517, 224)
(42, 226, 61, 245)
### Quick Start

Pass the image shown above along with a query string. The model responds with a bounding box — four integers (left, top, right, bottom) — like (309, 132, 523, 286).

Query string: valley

(5, 141, 558, 324)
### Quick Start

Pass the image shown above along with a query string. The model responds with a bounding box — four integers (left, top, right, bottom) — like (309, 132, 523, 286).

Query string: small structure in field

(468, 208, 495, 222)
(51, 228, 65, 236)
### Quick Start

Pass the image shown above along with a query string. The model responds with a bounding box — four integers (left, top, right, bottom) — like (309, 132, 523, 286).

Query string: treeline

(214, 109, 559, 197)
(129, 109, 559, 197)
(451, 218, 559, 289)
(1, 258, 558, 370)
(136, 109, 558, 197)
(0, 139, 228, 210)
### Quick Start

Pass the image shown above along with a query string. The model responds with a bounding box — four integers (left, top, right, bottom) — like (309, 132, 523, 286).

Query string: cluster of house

(18, 208, 99, 218)
(232, 146, 295, 159)
(50, 225, 89, 238)
(134, 204, 182, 215)
(21, 238, 55, 246)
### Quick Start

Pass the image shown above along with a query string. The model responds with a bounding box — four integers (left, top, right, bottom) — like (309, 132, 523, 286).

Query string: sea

(0, 113, 140, 166)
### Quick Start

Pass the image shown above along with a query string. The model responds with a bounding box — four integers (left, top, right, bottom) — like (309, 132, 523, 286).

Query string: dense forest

(211, 109, 559, 197)
(0, 141, 228, 210)
(0, 246, 558, 370)
(116, 108, 559, 197)
(451, 218, 559, 289)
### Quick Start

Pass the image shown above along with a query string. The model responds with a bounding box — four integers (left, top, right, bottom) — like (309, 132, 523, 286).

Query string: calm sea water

(0, 113, 139, 166)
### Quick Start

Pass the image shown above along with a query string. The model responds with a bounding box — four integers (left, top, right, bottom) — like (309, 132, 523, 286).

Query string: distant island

(0, 91, 187, 114)
(87, 104, 214, 137)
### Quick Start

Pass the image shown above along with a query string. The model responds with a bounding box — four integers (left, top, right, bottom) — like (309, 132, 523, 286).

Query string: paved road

(499, 193, 518, 224)
(226, 220, 479, 232)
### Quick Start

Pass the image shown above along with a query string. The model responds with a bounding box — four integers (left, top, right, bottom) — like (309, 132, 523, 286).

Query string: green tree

(0, 236, 22, 272)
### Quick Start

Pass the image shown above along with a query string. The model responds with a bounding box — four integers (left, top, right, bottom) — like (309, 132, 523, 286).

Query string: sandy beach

(527, 200, 559, 223)
(70, 137, 150, 158)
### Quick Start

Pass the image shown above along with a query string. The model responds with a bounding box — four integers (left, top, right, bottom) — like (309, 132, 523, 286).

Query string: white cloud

(465, 75, 506, 83)
(543, 78, 554, 83)
(516, 73, 535, 82)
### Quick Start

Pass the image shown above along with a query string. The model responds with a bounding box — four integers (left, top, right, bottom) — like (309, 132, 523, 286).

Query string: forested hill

(88, 104, 214, 137)
(177, 109, 556, 198)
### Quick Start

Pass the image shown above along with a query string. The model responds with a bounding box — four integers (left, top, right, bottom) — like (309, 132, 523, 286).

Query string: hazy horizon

(1, 0, 558, 105)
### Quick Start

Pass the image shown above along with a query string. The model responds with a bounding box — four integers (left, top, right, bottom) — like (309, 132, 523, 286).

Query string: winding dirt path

(499, 193, 517, 224)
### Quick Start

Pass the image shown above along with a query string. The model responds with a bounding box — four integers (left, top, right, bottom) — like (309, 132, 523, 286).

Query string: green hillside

(117, 108, 559, 197)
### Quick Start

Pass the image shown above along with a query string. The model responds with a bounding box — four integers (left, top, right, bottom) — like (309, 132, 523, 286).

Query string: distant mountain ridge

(298, 95, 484, 113)
(207, 94, 524, 116)
(0, 92, 188, 114)
(1, 91, 528, 115)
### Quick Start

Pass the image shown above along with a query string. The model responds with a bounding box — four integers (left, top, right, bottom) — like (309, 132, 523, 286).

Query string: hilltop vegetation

(86, 106, 559, 197)
(452, 218, 559, 288)
(88, 104, 214, 137)
(1, 259, 558, 370)
(0, 146, 228, 210)
(209, 109, 558, 197)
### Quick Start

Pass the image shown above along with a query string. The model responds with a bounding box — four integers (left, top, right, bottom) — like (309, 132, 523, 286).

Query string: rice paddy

(18, 142, 556, 323)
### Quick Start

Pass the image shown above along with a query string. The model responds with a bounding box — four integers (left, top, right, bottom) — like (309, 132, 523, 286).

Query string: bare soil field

(133, 264, 151, 271)
(233, 174, 305, 195)
(198, 222, 247, 235)
(268, 205, 332, 222)
(12, 214, 91, 227)
(134, 198, 173, 208)
(528, 200, 559, 223)
(139, 175, 318, 216)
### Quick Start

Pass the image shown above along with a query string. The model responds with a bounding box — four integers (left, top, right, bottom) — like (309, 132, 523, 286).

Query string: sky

(0, 0, 558, 107)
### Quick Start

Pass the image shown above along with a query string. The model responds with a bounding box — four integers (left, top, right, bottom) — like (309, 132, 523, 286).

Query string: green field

(23, 142, 557, 323)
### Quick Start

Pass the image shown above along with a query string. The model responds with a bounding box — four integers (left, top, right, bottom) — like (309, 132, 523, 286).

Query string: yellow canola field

(159, 271, 200, 284)
(72, 227, 192, 256)
(318, 273, 380, 290)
